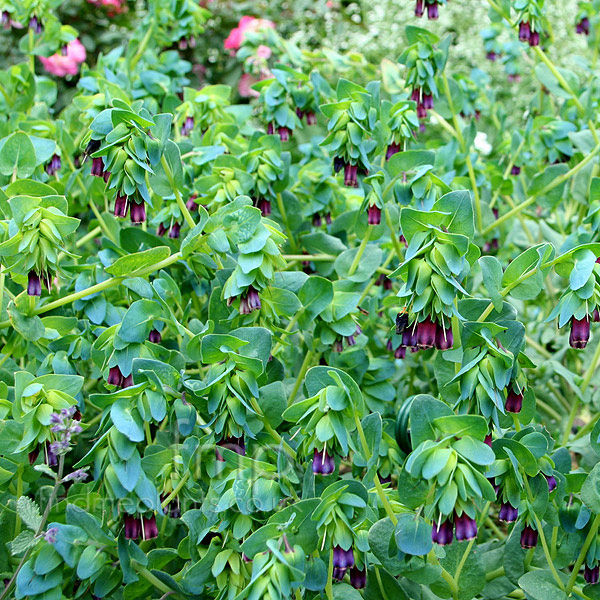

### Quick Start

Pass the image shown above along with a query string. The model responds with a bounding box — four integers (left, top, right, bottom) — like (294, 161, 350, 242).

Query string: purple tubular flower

(510, 165, 521, 176)
(344, 164, 358, 187)
(124, 515, 141, 540)
(505, 389, 523, 413)
(46, 154, 61, 176)
(484, 433, 493, 447)
(402, 324, 418, 348)
(519, 21, 531, 42)
(278, 127, 291, 142)
(367, 205, 381, 225)
(122, 374, 133, 388)
(332, 567, 347, 580)
(333, 156, 345, 173)
(415, 0, 424, 17)
(454, 513, 477, 541)
(416, 318, 437, 349)
(267, 123, 274, 135)
(306, 112, 317, 125)
(498, 502, 519, 523)
(427, 1, 439, 19)
(432, 519, 454, 545)
(435, 325, 453, 350)
(313, 447, 335, 474)
(333, 546, 354, 569)
(1, 11, 11, 29)
(142, 515, 158, 540)
(417, 103, 427, 119)
(346, 335, 356, 346)
(239, 286, 261, 314)
(130, 199, 146, 224)
(169, 222, 181, 239)
(148, 329, 162, 344)
(593, 309, 600, 323)
(576, 18, 590, 35)
(181, 116, 194, 137)
(313, 213, 322, 227)
(545, 474, 557, 492)
(29, 15, 42, 33)
(520, 525, 538, 549)
(570, 316, 591, 349)
(395, 346, 407, 359)
(157, 223, 168, 237)
(216, 436, 246, 461)
(386, 142, 401, 160)
(114, 193, 129, 218)
(486, 51, 497, 61)
(423, 93, 434, 110)
(108, 366, 123, 387)
(258, 199, 271, 216)
(27, 271, 42, 296)
(349, 567, 366, 589)
(585, 565, 600, 584)
(529, 31, 540, 47)
(186, 194, 199, 211)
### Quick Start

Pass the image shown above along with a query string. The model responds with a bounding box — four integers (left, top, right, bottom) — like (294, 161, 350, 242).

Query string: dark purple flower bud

(386, 142, 401, 160)
(130, 199, 146, 224)
(181, 116, 194, 136)
(124, 515, 141, 540)
(498, 502, 519, 523)
(332, 567, 347, 580)
(344, 163, 358, 187)
(114, 193, 129, 217)
(333, 338, 344, 352)
(216, 436, 246, 461)
(258, 199, 271, 216)
(454, 513, 477, 541)
(278, 127, 291, 142)
(306, 112, 317, 125)
(427, 1, 439, 19)
(416, 317, 437, 349)
(312, 213, 322, 227)
(402, 323, 418, 347)
(122, 374, 134, 388)
(432, 519, 454, 545)
(46, 154, 61, 176)
(267, 122, 274, 135)
(484, 433, 493, 448)
(239, 286, 261, 314)
(325, 212, 332, 225)
(333, 156, 345, 173)
(545, 474, 557, 492)
(417, 103, 427, 119)
(435, 325, 453, 350)
(28, 447, 40, 465)
(157, 223, 168, 237)
(27, 271, 42, 296)
(505, 389, 523, 413)
(179, 37, 188, 50)
(585, 565, 600, 584)
(529, 31, 540, 46)
(333, 545, 354, 569)
(161, 496, 181, 519)
(520, 525, 538, 549)
(367, 205, 381, 225)
(149, 329, 162, 344)
(349, 567, 366, 589)
(169, 222, 181, 239)
(107, 365, 123, 387)
(29, 15, 42, 33)
(1, 11, 11, 29)
(394, 346, 406, 359)
(313, 447, 335, 475)
(519, 21, 531, 42)
(423, 93, 434, 110)
(296, 108, 304, 120)
(345, 335, 356, 347)
(415, 0, 424, 17)
(186, 194, 199, 212)
(486, 51, 497, 61)
(142, 515, 158, 540)
(570, 316, 591, 349)
(576, 17, 590, 35)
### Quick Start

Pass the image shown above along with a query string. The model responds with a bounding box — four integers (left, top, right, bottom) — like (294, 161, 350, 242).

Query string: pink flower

(256, 45, 272, 59)
(39, 39, 86, 77)
(224, 16, 275, 51)
(238, 73, 260, 98)
(87, 0, 126, 14)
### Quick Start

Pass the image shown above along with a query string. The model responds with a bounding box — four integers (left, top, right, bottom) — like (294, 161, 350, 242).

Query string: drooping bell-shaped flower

(130, 198, 146, 224)
(427, 1, 439, 19)
(349, 567, 366, 589)
(114, 193, 129, 218)
(519, 21, 531, 42)
(585, 564, 600, 584)
(216, 436, 246, 461)
(344, 163, 358, 187)
(107, 365, 124, 387)
(239, 286, 261, 314)
(416, 317, 437, 349)
(186, 194, 199, 212)
(169, 222, 181, 239)
(435, 325, 453, 350)
(505, 389, 523, 413)
(454, 512, 477, 541)
(142, 515, 158, 540)
(148, 329, 162, 344)
(27, 271, 42, 296)
(498, 502, 519, 523)
(124, 514, 141, 540)
(386, 142, 401, 160)
(432, 519, 454, 545)
(415, 0, 424, 17)
(181, 116, 194, 137)
(313, 447, 335, 475)
(570, 316, 591, 349)
(333, 545, 354, 569)
(46, 154, 61, 176)
(544, 474, 557, 492)
(306, 112, 317, 125)
(576, 17, 590, 35)
(367, 205, 381, 225)
(520, 525, 538, 549)
(278, 126, 291, 142)
(29, 15, 43, 33)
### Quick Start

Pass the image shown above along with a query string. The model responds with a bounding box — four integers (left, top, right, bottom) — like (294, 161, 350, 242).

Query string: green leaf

(334, 245, 382, 283)
(299, 276, 334, 318)
(8, 302, 45, 342)
(0, 132, 36, 178)
(518, 571, 567, 600)
(106, 246, 171, 277)
(17, 496, 42, 532)
(118, 300, 162, 344)
(9, 530, 37, 555)
(569, 249, 596, 291)
(394, 513, 432, 556)
(479, 256, 504, 311)
(110, 398, 145, 442)
(409, 395, 453, 449)
(582, 463, 600, 513)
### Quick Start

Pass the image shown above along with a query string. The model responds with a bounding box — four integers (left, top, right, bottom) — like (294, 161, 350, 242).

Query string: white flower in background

(474, 131, 492, 155)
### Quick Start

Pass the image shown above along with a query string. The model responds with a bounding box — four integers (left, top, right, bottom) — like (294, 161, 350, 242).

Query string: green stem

(384, 206, 404, 262)
(325, 549, 334, 600)
(160, 156, 195, 229)
(249, 397, 297, 459)
(275, 192, 298, 253)
(566, 514, 600, 593)
(272, 312, 301, 356)
(288, 350, 315, 403)
(580, 335, 600, 393)
(562, 398, 580, 446)
(482, 145, 600, 237)
(358, 250, 395, 305)
(348, 226, 373, 276)
(161, 473, 190, 509)
(129, 21, 155, 72)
